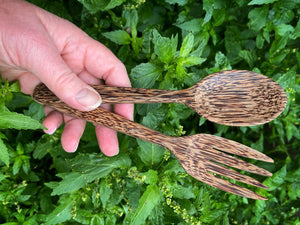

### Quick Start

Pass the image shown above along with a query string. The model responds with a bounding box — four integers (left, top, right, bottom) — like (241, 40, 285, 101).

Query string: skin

(0, 0, 134, 156)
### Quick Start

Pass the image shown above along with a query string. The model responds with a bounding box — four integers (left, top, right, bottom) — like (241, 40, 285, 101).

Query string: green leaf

(13, 157, 22, 175)
(49, 172, 92, 196)
(99, 179, 113, 208)
(274, 24, 294, 37)
(49, 154, 131, 195)
(153, 30, 178, 64)
(144, 170, 158, 185)
(130, 63, 162, 88)
(239, 50, 255, 68)
(91, 215, 105, 225)
(102, 30, 131, 45)
(137, 139, 165, 166)
(263, 165, 286, 191)
(165, 0, 188, 6)
(169, 184, 195, 199)
(0, 111, 44, 130)
(176, 18, 203, 33)
(77, 0, 124, 13)
(286, 122, 300, 141)
(214, 51, 232, 70)
(200, 208, 227, 223)
(0, 138, 9, 166)
(248, 6, 268, 31)
(183, 56, 206, 67)
(291, 20, 300, 39)
(203, 0, 214, 24)
(180, 33, 194, 58)
(130, 185, 160, 225)
(248, 0, 279, 5)
(42, 197, 73, 225)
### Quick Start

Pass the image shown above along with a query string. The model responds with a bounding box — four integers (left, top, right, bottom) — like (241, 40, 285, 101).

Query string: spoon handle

(33, 85, 173, 149)
(34, 84, 185, 104)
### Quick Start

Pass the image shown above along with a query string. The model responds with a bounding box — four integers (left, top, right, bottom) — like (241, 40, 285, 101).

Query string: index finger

(83, 37, 134, 120)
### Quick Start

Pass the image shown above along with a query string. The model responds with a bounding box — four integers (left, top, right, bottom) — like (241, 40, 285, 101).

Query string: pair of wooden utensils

(33, 70, 287, 200)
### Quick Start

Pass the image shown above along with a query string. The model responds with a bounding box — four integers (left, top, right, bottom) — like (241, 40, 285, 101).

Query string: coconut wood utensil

(34, 70, 287, 126)
(33, 87, 273, 200)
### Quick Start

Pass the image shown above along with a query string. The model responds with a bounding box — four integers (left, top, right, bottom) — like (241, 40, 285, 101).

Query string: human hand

(0, 0, 134, 156)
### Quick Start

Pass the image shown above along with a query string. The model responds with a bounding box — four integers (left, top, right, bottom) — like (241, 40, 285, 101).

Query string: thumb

(28, 46, 101, 111)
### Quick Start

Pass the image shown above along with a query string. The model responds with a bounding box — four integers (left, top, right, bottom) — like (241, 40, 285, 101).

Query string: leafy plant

(1, 0, 300, 224)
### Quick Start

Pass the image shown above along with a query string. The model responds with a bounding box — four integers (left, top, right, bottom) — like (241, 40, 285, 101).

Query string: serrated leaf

(130, 63, 162, 88)
(91, 215, 105, 225)
(102, 30, 131, 45)
(286, 122, 300, 141)
(50, 172, 93, 196)
(277, 69, 296, 90)
(180, 33, 194, 58)
(0, 111, 44, 130)
(203, 0, 214, 24)
(263, 165, 286, 191)
(176, 18, 203, 32)
(13, 157, 22, 175)
(153, 30, 178, 64)
(183, 56, 206, 67)
(137, 139, 165, 166)
(42, 197, 73, 225)
(248, 6, 268, 31)
(169, 184, 195, 199)
(144, 170, 158, 185)
(239, 50, 255, 67)
(77, 0, 124, 13)
(0, 138, 9, 166)
(215, 51, 232, 70)
(33, 135, 53, 159)
(274, 24, 294, 37)
(291, 20, 300, 39)
(99, 179, 113, 208)
(165, 0, 188, 5)
(200, 208, 227, 223)
(248, 0, 279, 5)
(49, 154, 131, 195)
(130, 185, 160, 225)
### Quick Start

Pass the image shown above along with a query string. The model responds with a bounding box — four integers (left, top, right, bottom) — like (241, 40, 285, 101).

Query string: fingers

(43, 105, 120, 156)
(82, 38, 134, 120)
(96, 125, 119, 156)
(42, 107, 63, 135)
(43, 107, 86, 153)
(61, 117, 86, 153)
(27, 44, 101, 111)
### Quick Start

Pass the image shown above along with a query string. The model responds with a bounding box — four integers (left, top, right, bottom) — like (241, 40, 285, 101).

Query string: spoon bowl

(185, 70, 287, 126)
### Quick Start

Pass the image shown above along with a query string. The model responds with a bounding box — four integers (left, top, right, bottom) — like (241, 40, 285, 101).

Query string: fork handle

(33, 85, 173, 150)
(34, 83, 184, 104)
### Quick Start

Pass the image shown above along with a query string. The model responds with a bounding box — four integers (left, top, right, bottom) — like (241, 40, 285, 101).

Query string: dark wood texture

(34, 70, 287, 126)
(33, 85, 274, 200)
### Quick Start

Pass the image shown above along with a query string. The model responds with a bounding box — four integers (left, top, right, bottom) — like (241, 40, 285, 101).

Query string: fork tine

(196, 171, 268, 200)
(178, 149, 269, 200)
(205, 160, 269, 189)
(197, 146, 272, 176)
(199, 134, 273, 163)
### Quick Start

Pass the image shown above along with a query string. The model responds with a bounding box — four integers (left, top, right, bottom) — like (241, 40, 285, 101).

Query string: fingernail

(76, 88, 101, 109)
(44, 127, 56, 135)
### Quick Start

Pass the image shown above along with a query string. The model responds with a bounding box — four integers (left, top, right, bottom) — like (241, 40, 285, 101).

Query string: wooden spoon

(34, 70, 287, 126)
(33, 88, 274, 200)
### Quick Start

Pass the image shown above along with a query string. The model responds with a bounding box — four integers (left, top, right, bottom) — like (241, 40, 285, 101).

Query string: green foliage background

(1, 0, 300, 224)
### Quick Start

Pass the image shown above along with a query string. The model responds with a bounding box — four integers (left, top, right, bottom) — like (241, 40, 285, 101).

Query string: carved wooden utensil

(33, 87, 274, 200)
(34, 70, 287, 126)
